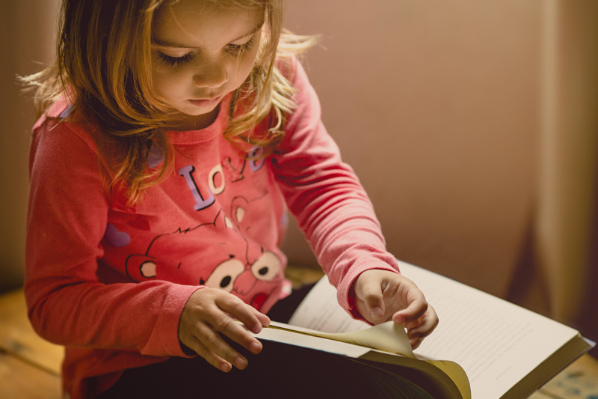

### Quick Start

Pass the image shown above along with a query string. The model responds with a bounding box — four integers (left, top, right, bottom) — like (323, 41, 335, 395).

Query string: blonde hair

(23, 0, 316, 204)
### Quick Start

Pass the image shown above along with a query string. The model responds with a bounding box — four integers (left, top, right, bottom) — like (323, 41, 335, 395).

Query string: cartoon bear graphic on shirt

(124, 207, 283, 312)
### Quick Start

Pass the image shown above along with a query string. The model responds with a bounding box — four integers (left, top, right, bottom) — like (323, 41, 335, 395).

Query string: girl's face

(152, 0, 264, 130)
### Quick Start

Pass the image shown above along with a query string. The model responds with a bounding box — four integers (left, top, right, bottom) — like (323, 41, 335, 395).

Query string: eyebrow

(152, 22, 264, 48)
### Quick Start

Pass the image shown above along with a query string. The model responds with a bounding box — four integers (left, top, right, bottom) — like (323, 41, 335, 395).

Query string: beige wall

(280, 0, 598, 347)
(535, 0, 598, 325)
(1, 1, 596, 349)
(0, 0, 60, 292)
(282, 0, 541, 298)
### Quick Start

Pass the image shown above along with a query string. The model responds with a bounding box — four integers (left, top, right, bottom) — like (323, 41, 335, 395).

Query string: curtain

(535, 0, 598, 340)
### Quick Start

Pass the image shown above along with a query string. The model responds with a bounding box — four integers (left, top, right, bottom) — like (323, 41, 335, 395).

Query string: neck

(169, 104, 221, 131)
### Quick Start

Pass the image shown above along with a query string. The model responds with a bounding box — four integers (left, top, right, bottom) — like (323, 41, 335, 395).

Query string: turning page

(288, 261, 592, 399)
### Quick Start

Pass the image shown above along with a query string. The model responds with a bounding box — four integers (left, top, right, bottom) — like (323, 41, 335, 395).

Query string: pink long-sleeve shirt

(25, 59, 400, 399)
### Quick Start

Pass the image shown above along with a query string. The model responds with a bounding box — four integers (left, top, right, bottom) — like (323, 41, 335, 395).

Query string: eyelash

(227, 36, 255, 55)
(157, 52, 194, 68)
(157, 36, 256, 68)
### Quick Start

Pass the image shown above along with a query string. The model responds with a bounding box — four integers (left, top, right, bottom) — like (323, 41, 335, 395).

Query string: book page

(269, 320, 414, 357)
(289, 278, 369, 333)
(399, 261, 580, 399)
(288, 261, 583, 399)
(255, 325, 370, 358)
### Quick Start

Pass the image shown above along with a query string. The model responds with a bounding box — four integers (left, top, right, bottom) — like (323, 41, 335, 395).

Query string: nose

(193, 58, 228, 89)
(233, 269, 255, 296)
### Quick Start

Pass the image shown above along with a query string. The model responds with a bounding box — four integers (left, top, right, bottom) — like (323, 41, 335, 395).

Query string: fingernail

(234, 357, 247, 369)
(220, 362, 232, 372)
(371, 307, 384, 319)
(249, 341, 262, 354)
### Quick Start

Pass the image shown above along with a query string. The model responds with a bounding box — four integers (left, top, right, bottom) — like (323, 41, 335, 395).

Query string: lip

(188, 95, 224, 108)
(250, 293, 268, 312)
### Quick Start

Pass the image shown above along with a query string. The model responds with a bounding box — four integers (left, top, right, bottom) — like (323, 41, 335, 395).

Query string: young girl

(25, 0, 439, 398)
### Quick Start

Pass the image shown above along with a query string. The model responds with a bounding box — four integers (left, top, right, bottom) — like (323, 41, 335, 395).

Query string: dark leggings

(96, 286, 434, 399)
(96, 342, 434, 399)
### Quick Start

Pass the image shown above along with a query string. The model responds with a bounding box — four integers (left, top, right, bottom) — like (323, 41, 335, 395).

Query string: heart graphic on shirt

(223, 156, 245, 182)
(59, 104, 73, 119)
(248, 146, 265, 172)
(147, 144, 164, 168)
(104, 224, 131, 247)
(127, 215, 150, 231)
(280, 212, 289, 227)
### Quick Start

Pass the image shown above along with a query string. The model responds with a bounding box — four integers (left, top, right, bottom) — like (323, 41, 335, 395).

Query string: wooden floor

(0, 289, 62, 399)
(1, 268, 597, 399)
(530, 354, 598, 399)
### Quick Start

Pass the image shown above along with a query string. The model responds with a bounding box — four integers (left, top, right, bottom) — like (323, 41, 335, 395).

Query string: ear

(125, 254, 158, 281)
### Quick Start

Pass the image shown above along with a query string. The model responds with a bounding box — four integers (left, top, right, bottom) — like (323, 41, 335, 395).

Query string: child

(24, 0, 438, 398)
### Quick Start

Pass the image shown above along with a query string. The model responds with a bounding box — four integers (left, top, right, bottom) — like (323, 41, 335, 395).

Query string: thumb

(357, 278, 385, 320)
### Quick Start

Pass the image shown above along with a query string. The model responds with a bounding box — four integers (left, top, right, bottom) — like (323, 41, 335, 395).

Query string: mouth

(250, 293, 268, 312)
(188, 95, 224, 108)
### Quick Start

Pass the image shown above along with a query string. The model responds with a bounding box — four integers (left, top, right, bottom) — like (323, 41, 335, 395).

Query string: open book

(254, 261, 594, 399)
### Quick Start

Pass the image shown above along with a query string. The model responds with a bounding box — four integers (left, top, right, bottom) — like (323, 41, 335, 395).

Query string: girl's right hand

(178, 288, 270, 372)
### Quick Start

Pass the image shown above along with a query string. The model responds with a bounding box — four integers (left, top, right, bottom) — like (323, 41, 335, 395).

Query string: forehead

(153, 0, 265, 48)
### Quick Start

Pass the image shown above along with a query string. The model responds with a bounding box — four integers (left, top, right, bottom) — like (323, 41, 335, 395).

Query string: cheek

(230, 46, 262, 86)
(152, 67, 190, 100)
(237, 57, 257, 80)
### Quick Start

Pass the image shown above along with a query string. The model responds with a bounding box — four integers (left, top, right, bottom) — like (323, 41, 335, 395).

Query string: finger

(408, 315, 438, 350)
(407, 326, 430, 342)
(410, 337, 424, 350)
(407, 309, 439, 341)
(251, 306, 271, 328)
(356, 278, 386, 321)
(392, 296, 428, 323)
(237, 304, 271, 333)
(220, 296, 267, 334)
(207, 307, 263, 355)
(185, 335, 234, 372)
(196, 322, 249, 370)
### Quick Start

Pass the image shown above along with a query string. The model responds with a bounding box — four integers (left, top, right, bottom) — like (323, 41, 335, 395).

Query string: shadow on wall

(282, 0, 541, 297)
(281, 0, 598, 355)
(0, 0, 60, 293)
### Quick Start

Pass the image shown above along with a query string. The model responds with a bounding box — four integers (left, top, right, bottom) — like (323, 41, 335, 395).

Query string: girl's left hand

(353, 269, 439, 349)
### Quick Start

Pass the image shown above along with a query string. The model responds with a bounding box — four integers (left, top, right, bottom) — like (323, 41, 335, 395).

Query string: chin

(188, 101, 222, 115)
(178, 105, 214, 117)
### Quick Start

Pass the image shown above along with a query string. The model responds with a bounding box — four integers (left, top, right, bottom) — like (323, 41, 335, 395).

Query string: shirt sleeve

(25, 115, 200, 357)
(271, 59, 401, 318)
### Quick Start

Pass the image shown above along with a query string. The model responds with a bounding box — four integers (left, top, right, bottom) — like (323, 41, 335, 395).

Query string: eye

(203, 258, 245, 292)
(140, 261, 157, 278)
(226, 36, 255, 55)
(250, 251, 280, 282)
(157, 51, 194, 67)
